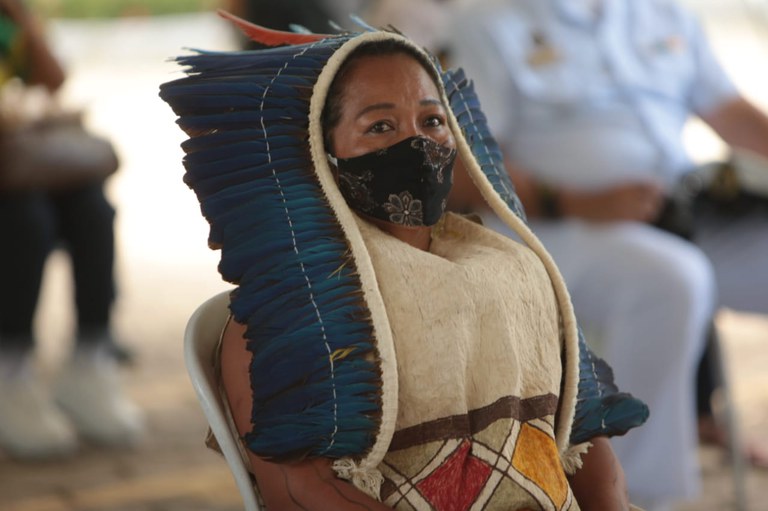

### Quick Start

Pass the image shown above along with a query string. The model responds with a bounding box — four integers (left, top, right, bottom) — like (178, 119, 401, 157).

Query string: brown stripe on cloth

(388, 393, 559, 452)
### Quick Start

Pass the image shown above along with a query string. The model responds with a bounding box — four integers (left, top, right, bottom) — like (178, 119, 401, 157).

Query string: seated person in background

(448, 0, 768, 509)
(161, 14, 648, 510)
(0, 0, 142, 460)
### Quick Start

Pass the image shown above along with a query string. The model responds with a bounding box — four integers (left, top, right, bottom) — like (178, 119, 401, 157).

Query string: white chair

(184, 290, 263, 511)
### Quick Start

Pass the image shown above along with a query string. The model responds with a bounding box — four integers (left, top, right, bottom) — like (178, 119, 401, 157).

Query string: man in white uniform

(449, 0, 768, 509)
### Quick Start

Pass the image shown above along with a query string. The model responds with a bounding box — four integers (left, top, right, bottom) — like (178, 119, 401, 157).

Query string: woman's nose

(402, 122, 438, 144)
(401, 121, 424, 140)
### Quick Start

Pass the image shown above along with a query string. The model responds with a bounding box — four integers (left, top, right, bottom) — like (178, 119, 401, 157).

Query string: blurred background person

(363, 0, 453, 61)
(445, 0, 768, 510)
(0, 0, 142, 460)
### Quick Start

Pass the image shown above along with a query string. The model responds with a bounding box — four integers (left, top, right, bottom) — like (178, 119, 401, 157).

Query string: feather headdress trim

(217, 10, 331, 46)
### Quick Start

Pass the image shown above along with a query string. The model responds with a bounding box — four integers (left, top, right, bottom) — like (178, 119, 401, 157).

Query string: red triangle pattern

(416, 439, 494, 511)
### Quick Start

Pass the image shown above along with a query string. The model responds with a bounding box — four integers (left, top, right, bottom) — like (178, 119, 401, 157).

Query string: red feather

(217, 10, 331, 47)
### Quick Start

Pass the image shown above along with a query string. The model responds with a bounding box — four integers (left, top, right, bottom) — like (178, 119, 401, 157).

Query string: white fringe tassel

(332, 457, 384, 500)
(561, 441, 592, 475)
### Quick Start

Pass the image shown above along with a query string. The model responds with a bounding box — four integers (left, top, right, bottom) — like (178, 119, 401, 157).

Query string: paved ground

(1, 10, 767, 511)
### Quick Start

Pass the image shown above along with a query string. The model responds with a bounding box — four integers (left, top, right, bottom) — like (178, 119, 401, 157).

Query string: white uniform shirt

(451, 0, 739, 190)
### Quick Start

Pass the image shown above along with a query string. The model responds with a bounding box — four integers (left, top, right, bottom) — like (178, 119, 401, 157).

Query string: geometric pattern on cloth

(380, 397, 576, 510)
(511, 423, 570, 510)
(416, 439, 492, 510)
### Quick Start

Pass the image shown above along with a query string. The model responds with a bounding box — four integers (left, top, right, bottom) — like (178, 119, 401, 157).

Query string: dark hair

(321, 39, 442, 154)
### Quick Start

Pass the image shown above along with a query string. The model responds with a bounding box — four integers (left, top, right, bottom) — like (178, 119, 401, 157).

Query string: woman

(160, 15, 647, 510)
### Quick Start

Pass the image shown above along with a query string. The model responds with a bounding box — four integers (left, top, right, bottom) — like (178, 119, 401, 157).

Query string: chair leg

(710, 328, 748, 511)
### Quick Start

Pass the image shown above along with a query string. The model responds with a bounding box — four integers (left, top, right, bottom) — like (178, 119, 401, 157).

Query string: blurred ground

(0, 9, 767, 511)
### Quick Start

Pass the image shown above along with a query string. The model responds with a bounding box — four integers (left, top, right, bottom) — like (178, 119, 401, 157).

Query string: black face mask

(334, 136, 457, 227)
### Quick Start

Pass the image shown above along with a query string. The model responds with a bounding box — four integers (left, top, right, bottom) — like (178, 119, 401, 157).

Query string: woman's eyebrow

(420, 98, 443, 107)
(355, 98, 443, 120)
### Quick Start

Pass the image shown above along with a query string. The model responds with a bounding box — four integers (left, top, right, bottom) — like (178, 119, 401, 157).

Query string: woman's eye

(424, 115, 445, 128)
(368, 121, 393, 133)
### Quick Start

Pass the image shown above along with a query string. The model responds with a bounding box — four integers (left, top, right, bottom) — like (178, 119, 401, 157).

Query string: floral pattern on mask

(383, 191, 424, 226)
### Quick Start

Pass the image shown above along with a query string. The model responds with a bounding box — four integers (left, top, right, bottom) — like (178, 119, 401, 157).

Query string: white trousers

(485, 215, 713, 505)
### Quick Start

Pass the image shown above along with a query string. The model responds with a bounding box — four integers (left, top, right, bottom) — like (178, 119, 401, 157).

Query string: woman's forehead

(339, 53, 441, 105)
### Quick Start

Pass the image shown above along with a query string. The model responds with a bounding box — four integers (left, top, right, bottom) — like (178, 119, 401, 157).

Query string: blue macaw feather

(226, 247, 351, 277)
(246, 310, 372, 338)
(251, 372, 377, 415)
(187, 151, 308, 175)
(219, 231, 340, 261)
(186, 148, 308, 178)
(251, 408, 377, 431)
(570, 329, 649, 444)
(254, 385, 380, 418)
(248, 291, 366, 322)
(182, 125, 306, 154)
(253, 351, 377, 389)
(244, 273, 362, 300)
(200, 183, 325, 217)
(245, 427, 375, 461)
(176, 107, 309, 129)
(182, 132, 303, 154)
(249, 298, 367, 328)
(185, 155, 309, 185)
(193, 175, 320, 205)
(242, 288, 361, 327)
(348, 14, 378, 33)
(183, 136, 305, 162)
(203, 205, 343, 243)
(208, 209, 335, 242)
(173, 45, 342, 70)
(161, 31, 405, 462)
(168, 88, 309, 110)
(224, 216, 341, 241)
(165, 93, 311, 115)
(159, 82, 314, 103)
(184, 132, 305, 154)
(253, 391, 379, 426)
(246, 317, 371, 348)
(222, 222, 341, 251)
(166, 73, 318, 92)
(442, 68, 526, 220)
(219, 205, 335, 231)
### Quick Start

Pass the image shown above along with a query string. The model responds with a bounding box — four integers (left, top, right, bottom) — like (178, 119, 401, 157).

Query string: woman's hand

(567, 436, 630, 511)
(558, 182, 665, 222)
(506, 164, 664, 223)
(246, 456, 393, 511)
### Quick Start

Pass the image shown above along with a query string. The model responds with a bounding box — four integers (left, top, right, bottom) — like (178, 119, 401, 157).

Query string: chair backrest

(183, 290, 262, 511)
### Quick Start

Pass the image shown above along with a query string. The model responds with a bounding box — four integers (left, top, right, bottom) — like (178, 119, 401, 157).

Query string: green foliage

(27, 0, 219, 18)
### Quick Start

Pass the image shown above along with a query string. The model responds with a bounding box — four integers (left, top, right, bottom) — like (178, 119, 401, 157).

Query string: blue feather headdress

(159, 12, 646, 474)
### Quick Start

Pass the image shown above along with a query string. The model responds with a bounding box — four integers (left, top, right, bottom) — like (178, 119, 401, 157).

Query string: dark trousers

(696, 325, 720, 416)
(0, 182, 115, 351)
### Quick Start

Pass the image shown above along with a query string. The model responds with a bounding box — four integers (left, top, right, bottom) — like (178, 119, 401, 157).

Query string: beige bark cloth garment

(359, 212, 578, 511)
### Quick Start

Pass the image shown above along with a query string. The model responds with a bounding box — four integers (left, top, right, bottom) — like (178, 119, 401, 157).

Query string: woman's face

(328, 52, 455, 159)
